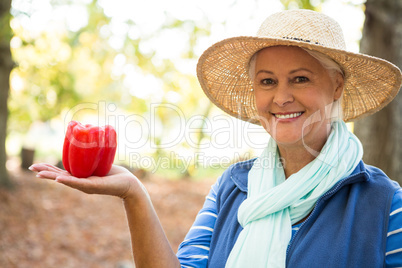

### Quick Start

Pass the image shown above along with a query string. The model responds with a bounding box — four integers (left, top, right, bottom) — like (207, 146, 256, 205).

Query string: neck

(278, 139, 326, 179)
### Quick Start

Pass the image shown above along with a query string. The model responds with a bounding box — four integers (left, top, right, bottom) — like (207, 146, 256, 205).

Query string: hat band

(282, 36, 323, 46)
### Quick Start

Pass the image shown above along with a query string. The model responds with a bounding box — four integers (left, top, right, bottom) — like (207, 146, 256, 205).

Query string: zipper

(285, 170, 368, 261)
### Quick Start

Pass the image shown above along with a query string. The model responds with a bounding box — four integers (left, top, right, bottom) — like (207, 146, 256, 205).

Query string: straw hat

(197, 9, 402, 123)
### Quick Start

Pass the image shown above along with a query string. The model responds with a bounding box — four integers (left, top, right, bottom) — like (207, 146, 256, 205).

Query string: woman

(30, 9, 402, 267)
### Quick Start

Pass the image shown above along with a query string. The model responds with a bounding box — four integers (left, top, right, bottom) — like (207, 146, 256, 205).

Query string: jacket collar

(230, 159, 369, 193)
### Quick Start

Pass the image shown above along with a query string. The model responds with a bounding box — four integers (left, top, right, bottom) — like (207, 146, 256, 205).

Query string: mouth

(273, 112, 304, 119)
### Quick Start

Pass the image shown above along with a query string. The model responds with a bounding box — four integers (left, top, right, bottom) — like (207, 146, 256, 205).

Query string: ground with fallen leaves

(0, 166, 214, 268)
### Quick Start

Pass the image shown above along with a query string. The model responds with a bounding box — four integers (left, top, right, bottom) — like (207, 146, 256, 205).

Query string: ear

(333, 72, 344, 101)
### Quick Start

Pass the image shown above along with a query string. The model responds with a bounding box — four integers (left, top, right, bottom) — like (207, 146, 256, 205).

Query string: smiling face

(252, 46, 344, 151)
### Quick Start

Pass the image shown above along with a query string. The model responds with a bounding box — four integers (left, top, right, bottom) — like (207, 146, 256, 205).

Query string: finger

(36, 170, 61, 180)
(30, 163, 69, 174)
(29, 163, 56, 172)
(41, 163, 66, 173)
(28, 163, 45, 172)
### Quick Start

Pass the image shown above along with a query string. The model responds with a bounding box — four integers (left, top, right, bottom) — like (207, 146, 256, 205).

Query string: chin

(274, 137, 304, 147)
(267, 124, 303, 142)
(261, 126, 297, 144)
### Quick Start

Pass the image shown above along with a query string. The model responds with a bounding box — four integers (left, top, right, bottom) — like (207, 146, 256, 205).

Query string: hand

(29, 163, 147, 200)
(30, 163, 181, 268)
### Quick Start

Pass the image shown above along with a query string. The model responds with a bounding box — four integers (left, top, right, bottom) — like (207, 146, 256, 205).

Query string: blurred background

(2, 0, 370, 179)
(0, 0, 401, 267)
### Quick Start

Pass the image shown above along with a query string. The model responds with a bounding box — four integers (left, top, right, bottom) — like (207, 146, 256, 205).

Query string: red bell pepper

(62, 121, 117, 178)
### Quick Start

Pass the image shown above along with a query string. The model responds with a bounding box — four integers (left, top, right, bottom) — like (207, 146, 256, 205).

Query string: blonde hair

(248, 47, 345, 121)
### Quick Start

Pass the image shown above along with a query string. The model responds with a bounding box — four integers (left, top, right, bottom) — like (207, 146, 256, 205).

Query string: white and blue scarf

(226, 120, 363, 267)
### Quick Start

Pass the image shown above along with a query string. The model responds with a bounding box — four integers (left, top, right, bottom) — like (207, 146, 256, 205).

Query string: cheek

(255, 101, 266, 115)
(253, 93, 272, 130)
(302, 88, 332, 112)
(317, 93, 337, 119)
(254, 92, 271, 113)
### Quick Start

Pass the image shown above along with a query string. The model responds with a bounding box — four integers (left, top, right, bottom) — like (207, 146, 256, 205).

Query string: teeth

(275, 112, 302, 119)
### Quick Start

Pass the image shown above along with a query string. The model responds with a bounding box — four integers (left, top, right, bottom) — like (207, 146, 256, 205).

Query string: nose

(273, 84, 294, 107)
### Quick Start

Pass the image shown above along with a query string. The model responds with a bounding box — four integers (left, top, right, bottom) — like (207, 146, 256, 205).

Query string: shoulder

(359, 161, 400, 191)
(338, 161, 401, 214)
(219, 158, 256, 193)
(213, 158, 256, 211)
(320, 161, 400, 210)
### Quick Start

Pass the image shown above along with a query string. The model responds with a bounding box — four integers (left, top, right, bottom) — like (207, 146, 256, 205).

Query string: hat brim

(197, 36, 402, 124)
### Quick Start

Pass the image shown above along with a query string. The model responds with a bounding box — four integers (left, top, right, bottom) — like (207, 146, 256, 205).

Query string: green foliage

(10, 0, 361, 178)
(8, 0, 216, 177)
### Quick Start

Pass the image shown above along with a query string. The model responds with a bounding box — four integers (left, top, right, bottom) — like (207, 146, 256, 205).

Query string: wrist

(122, 179, 151, 207)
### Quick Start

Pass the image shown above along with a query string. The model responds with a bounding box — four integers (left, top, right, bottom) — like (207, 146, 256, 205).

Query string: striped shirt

(177, 178, 402, 267)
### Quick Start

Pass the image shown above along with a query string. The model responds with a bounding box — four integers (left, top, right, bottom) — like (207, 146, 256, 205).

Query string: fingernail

(28, 165, 34, 171)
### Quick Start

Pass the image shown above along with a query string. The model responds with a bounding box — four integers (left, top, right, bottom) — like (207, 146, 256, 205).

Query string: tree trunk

(0, 0, 13, 188)
(354, 0, 402, 184)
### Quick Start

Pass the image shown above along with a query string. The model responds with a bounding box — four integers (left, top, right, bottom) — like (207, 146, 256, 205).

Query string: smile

(274, 112, 303, 119)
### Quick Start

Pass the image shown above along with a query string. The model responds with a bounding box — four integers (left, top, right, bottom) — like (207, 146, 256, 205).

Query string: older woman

(30, 9, 401, 268)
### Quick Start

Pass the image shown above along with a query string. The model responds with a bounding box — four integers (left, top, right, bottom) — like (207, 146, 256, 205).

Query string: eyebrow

(255, 70, 274, 76)
(289, 68, 314, 74)
(255, 68, 314, 76)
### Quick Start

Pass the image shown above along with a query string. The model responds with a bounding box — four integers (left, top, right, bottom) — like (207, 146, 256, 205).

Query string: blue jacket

(207, 159, 400, 267)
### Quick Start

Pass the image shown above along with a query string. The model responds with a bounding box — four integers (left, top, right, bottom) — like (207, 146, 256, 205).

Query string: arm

(29, 163, 180, 268)
(386, 188, 402, 267)
(176, 176, 220, 267)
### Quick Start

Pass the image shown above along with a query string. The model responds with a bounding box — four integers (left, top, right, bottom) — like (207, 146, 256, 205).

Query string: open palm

(29, 163, 144, 200)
